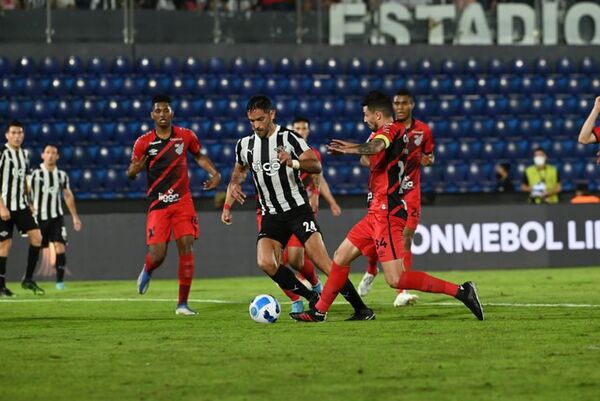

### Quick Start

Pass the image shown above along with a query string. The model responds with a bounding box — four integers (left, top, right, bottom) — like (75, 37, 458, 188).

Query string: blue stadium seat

(540, 118, 564, 138)
(144, 76, 170, 95)
(320, 98, 343, 118)
(382, 75, 405, 93)
(521, 75, 544, 94)
(111, 56, 132, 74)
(421, 165, 443, 183)
(182, 57, 204, 74)
(466, 162, 494, 183)
(550, 138, 576, 159)
(405, 77, 429, 94)
(1, 77, 23, 96)
(447, 118, 470, 138)
(553, 96, 577, 114)
(96, 146, 116, 165)
(192, 75, 218, 95)
(275, 97, 297, 118)
(15, 56, 37, 75)
(497, 75, 521, 94)
(204, 98, 228, 118)
(481, 138, 506, 159)
(122, 77, 146, 96)
(170, 76, 193, 96)
(254, 57, 274, 74)
(343, 97, 361, 117)
(464, 57, 483, 75)
(93, 77, 117, 96)
(567, 76, 590, 95)
(488, 58, 507, 74)
(129, 99, 148, 119)
(484, 96, 508, 115)
(352, 121, 369, 141)
(207, 57, 226, 74)
(217, 76, 241, 95)
(530, 96, 554, 114)
(31, 99, 56, 120)
(461, 96, 484, 115)
(441, 58, 462, 75)
(435, 140, 459, 161)
(581, 56, 598, 74)
(556, 57, 574, 74)
(428, 77, 452, 95)
(159, 56, 180, 74)
(444, 163, 468, 182)
(437, 97, 460, 117)
(263, 77, 289, 96)
(63, 122, 89, 143)
(110, 146, 132, 166)
(334, 76, 359, 96)
(106, 100, 131, 119)
(310, 78, 334, 96)
(276, 57, 294, 74)
(324, 58, 343, 75)
(544, 76, 568, 94)
(348, 165, 369, 183)
(224, 99, 242, 118)
(471, 118, 494, 137)
(173, 98, 192, 118)
(451, 76, 476, 95)
(370, 58, 389, 75)
(230, 56, 250, 74)
(72, 77, 97, 96)
(517, 117, 541, 136)
(22, 77, 45, 96)
(40, 56, 61, 75)
(0, 56, 11, 75)
(429, 119, 448, 137)
(289, 77, 312, 96)
(105, 168, 128, 191)
(529, 137, 552, 154)
(534, 57, 551, 75)
(87, 56, 108, 75)
(0, 99, 8, 116)
(583, 162, 600, 181)
(507, 96, 531, 115)
(297, 57, 319, 75)
(415, 97, 438, 118)
(394, 59, 414, 75)
(8, 100, 32, 120)
(476, 76, 498, 95)
(417, 58, 436, 75)
(510, 58, 530, 74)
(347, 57, 367, 75)
(324, 165, 350, 186)
(560, 161, 584, 181)
(458, 139, 482, 160)
(46, 77, 73, 96)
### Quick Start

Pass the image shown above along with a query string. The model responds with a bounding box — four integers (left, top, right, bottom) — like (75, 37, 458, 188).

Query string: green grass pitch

(1, 267, 600, 401)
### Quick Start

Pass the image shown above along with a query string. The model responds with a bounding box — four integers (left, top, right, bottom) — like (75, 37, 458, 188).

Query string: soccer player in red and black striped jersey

(127, 94, 221, 316)
(578, 95, 600, 164)
(291, 91, 484, 322)
(358, 90, 435, 307)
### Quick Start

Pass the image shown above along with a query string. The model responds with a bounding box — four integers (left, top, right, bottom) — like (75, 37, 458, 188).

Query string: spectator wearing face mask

(520, 147, 561, 204)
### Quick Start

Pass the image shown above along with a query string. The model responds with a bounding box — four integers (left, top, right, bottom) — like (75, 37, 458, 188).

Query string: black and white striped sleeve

(235, 138, 246, 166)
(62, 171, 71, 190)
(287, 132, 310, 158)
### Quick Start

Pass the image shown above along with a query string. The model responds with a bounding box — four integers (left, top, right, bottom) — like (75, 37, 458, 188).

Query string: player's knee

(257, 256, 277, 275)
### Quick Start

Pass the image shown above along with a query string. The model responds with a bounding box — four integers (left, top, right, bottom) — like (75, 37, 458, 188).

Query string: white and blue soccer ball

(249, 294, 281, 324)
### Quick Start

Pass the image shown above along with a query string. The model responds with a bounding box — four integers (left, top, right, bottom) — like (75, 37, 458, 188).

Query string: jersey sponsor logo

(170, 137, 183, 142)
(252, 159, 282, 177)
(158, 188, 180, 203)
(41, 185, 59, 194)
(148, 148, 159, 156)
(12, 168, 26, 178)
(174, 143, 184, 155)
(0, 231, 8, 237)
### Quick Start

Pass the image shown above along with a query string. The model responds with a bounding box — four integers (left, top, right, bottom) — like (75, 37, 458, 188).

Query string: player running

(128, 94, 221, 316)
(578, 95, 600, 164)
(222, 95, 374, 320)
(290, 91, 484, 322)
(29, 144, 82, 290)
(357, 90, 435, 307)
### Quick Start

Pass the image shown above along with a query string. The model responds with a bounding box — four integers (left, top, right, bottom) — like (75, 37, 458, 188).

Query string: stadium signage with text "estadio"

(330, 2, 600, 45)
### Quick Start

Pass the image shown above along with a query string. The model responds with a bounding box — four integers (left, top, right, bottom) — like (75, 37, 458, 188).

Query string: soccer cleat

(312, 281, 323, 294)
(307, 291, 320, 310)
(345, 308, 376, 321)
(137, 268, 151, 295)
(55, 282, 65, 290)
(0, 287, 14, 297)
(175, 304, 198, 316)
(290, 300, 304, 314)
(455, 281, 484, 321)
(21, 280, 45, 295)
(357, 272, 375, 297)
(290, 308, 326, 322)
(393, 290, 419, 307)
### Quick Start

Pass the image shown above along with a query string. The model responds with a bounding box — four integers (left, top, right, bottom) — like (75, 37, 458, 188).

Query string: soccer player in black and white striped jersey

(0, 121, 44, 296)
(221, 96, 374, 320)
(30, 144, 82, 290)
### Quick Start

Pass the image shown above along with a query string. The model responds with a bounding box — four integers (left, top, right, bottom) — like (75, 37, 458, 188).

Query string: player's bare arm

(309, 172, 321, 213)
(0, 198, 10, 221)
(578, 96, 600, 144)
(222, 163, 249, 225)
(194, 153, 221, 190)
(319, 177, 341, 216)
(328, 138, 386, 155)
(127, 155, 148, 179)
(63, 187, 82, 232)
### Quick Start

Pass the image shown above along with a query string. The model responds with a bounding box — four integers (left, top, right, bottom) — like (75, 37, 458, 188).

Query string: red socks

(144, 253, 160, 274)
(299, 257, 319, 286)
(282, 288, 301, 302)
(178, 253, 194, 305)
(315, 261, 350, 312)
(396, 271, 459, 297)
(366, 253, 379, 276)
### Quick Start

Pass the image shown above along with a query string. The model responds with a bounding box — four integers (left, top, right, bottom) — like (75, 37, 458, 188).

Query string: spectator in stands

(495, 162, 514, 192)
(570, 182, 600, 204)
(0, 0, 21, 10)
(253, 0, 293, 11)
(520, 147, 561, 204)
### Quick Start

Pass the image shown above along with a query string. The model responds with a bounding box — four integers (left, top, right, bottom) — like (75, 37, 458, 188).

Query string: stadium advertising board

(330, 1, 600, 46)
(412, 203, 600, 269)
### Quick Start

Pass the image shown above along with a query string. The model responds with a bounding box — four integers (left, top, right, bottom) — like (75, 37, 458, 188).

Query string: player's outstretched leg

(394, 250, 419, 306)
(138, 248, 165, 295)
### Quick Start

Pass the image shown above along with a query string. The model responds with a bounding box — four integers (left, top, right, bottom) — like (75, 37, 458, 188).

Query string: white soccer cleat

(393, 290, 419, 307)
(175, 304, 198, 316)
(358, 272, 376, 297)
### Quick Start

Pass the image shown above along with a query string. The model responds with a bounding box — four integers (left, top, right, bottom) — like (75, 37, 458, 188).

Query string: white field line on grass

(1, 298, 600, 308)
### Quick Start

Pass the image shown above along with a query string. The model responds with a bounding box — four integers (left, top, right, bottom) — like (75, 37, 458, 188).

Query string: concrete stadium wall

(3, 203, 599, 283)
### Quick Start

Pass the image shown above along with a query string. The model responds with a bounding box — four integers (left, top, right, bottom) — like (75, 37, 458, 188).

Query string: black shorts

(0, 208, 39, 242)
(258, 204, 322, 246)
(39, 216, 67, 247)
